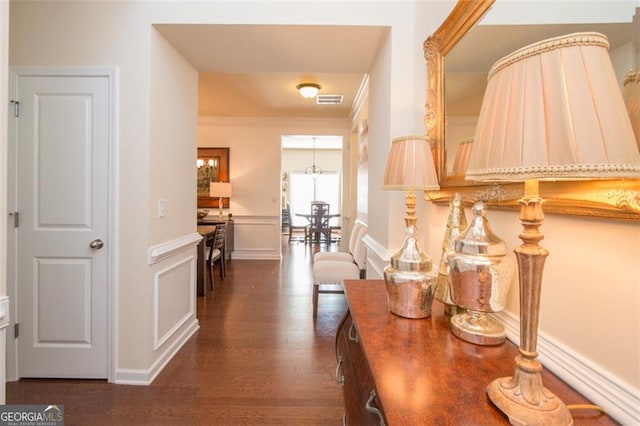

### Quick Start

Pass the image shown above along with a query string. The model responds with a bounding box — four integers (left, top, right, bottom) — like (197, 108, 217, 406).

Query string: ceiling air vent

(316, 94, 344, 105)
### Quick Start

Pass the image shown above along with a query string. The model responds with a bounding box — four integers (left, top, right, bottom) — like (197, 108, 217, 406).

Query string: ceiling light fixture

(296, 82, 322, 99)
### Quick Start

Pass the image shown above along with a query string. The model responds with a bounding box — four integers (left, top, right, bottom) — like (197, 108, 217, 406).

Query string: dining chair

(309, 201, 331, 244)
(286, 202, 309, 243)
(208, 223, 227, 289)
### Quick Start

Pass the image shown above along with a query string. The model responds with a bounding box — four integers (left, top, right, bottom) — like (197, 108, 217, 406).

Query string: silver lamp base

(383, 190, 437, 319)
(384, 232, 436, 319)
(487, 355, 573, 426)
(450, 310, 505, 345)
(385, 271, 436, 319)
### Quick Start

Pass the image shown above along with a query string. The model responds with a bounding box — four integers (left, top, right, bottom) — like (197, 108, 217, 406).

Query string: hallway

(6, 238, 347, 425)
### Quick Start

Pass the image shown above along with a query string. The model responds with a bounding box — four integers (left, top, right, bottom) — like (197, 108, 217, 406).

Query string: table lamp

(209, 182, 232, 220)
(623, 71, 639, 151)
(466, 32, 640, 424)
(382, 135, 440, 319)
(451, 139, 473, 176)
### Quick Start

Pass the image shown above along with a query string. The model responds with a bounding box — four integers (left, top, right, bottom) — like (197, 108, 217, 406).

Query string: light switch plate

(157, 198, 166, 218)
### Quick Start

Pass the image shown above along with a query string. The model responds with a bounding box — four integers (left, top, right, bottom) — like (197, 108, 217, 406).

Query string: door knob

(89, 239, 104, 249)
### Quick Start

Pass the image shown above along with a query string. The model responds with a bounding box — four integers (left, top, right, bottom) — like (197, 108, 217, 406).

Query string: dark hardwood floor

(7, 236, 348, 425)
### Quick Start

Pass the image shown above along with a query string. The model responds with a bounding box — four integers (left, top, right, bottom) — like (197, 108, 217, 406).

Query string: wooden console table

(337, 280, 615, 425)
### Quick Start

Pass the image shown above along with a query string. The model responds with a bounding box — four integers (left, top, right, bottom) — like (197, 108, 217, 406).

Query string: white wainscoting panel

(116, 236, 199, 385)
(154, 256, 196, 350)
(231, 215, 281, 260)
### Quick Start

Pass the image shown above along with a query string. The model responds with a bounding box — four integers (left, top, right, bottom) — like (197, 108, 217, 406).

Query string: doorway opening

(281, 135, 343, 243)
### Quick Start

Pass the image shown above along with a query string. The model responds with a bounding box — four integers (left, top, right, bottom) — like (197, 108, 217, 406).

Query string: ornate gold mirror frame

(423, 0, 640, 221)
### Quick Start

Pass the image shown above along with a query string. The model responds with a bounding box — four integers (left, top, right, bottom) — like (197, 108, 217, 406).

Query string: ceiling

(156, 20, 633, 123)
(155, 24, 389, 119)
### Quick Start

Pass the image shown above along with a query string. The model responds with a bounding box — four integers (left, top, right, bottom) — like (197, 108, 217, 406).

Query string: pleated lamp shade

(451, 139, 473, 175)
(623, 71, 640, 152)
(383, 135, 440, 191)
(466, 32, 640, 182)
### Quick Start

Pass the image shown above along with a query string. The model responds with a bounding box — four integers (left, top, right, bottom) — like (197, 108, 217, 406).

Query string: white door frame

(7, 66, 118, 382)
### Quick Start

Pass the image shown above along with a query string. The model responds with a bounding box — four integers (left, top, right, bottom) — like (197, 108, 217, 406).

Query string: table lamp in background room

(210, 182, 232, 220)
(382, 135, 440, 319)
(465, 32, 640, 424)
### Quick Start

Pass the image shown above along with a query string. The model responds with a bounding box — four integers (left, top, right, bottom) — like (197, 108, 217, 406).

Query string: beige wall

(5, 0, 639, 421)
(149, 27, 198, 246)
(198, 117, 350, 217)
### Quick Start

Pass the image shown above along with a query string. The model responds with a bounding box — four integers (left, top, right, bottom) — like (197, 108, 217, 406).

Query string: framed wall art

(197, 147, 229, 208)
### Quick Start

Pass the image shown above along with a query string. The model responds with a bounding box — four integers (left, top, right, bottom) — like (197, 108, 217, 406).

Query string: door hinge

(10, 100, 19, 118)
(9, 211, 19, 228)
(14, 323, 19, 339)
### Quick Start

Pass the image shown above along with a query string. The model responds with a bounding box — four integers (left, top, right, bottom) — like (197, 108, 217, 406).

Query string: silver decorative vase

(435, 193, 468, 316)
(384, 226, 437, 319)
(446, 201, 515, 345)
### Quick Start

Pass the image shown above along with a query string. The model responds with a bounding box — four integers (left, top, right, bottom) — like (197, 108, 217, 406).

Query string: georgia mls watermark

(0, 405, 64, 426)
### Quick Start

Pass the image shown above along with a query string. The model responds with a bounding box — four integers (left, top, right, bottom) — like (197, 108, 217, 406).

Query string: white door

(11, 69, 112, 378)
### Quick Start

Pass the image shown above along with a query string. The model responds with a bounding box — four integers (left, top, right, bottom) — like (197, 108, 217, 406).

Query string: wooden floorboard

(6, 237, 348, 425)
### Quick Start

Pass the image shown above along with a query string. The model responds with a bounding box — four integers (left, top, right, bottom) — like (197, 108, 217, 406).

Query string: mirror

(424, 0, 640, 221)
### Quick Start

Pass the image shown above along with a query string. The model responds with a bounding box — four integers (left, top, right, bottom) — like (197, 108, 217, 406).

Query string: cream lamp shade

(450, 139, 473, 175)
(383, 135, 440, 190)
(467, 32, 640, 182)
(209, 182, 232, 198)
(623, 71, 640, 152)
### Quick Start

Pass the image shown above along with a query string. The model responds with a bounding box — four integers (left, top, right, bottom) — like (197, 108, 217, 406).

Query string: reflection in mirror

(446, 21, 634, 179)
(424, 0, 640, 221)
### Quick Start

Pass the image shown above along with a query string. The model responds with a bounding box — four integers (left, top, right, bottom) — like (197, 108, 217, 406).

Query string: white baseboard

(495, 311, 640, 425)
(231, 251, 281, 260)
(114, 318, 199, 385)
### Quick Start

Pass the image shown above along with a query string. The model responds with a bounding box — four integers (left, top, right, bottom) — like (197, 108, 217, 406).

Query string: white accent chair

(311, 223, 367, 318)
(313, 221, 364, 264)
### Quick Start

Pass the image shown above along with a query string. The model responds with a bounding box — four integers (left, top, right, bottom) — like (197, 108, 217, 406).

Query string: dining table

(295, 212, 340, 244)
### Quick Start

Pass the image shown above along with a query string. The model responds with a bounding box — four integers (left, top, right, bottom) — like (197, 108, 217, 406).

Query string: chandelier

(305, 137, 322, 175)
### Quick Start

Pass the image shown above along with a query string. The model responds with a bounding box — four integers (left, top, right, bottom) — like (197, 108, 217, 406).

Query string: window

(289, 172, 340, 225)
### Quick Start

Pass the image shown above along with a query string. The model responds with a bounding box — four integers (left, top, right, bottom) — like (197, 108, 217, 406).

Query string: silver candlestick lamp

(382, 135, 440, 319)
